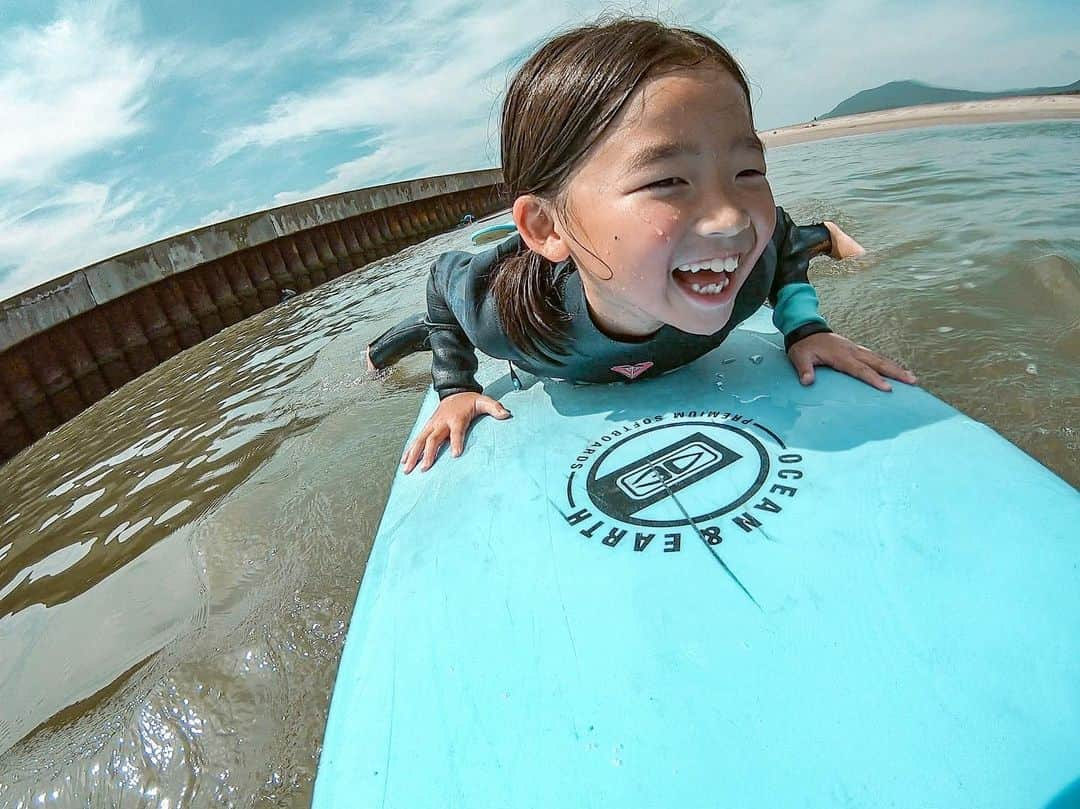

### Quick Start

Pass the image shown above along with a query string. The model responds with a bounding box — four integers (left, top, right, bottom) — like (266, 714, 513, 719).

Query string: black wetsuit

(369, 207, 833, 399)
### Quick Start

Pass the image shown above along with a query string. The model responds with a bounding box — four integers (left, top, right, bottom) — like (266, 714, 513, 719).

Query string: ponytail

(490, 247, 570, 361)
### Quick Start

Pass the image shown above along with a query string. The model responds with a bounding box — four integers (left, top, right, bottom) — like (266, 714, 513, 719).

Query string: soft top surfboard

(470, 222, 517, 245)
(315, 307, 1080, 808)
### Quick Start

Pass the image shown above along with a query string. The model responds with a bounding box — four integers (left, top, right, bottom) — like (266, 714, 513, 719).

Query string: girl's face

(558, 66, 776, 338)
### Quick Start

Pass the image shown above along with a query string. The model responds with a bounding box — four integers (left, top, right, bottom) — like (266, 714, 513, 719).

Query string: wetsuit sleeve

(425, 264, 483, 399)
(769, 206, 834, 350)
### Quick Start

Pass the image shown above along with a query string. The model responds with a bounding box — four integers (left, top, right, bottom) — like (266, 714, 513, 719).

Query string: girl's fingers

(476, 397, 511, 419)
(401, 393, 513, 474)
(450, 420, 465, 457)
(419, 429, 447, 472)
(879, 357, 918, 384)
(859, 348, 918, 384)
(791, 353, 815, 385)
(840, 356, 891, 392)
(402, 435, 426, 474)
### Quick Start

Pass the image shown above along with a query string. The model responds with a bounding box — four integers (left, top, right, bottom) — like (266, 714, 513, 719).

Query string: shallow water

(1, 120, 1077, 806)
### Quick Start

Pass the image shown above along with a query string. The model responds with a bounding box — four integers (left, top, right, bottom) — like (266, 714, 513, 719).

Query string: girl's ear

(513, 195, 571, 263)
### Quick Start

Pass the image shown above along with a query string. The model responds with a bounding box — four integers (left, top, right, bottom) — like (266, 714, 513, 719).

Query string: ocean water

(0, 120, 1077, 806)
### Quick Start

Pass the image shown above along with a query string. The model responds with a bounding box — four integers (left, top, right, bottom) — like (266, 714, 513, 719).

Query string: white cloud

(0, 2, 165, 299)
(213, 0, 584, 198)
(197, 203, 245, 228)
(159, 4, 360, 83)
(221, 0, 1080, 205)
(271, 121, 496, 205)
(0, 182, 164, 300)
(0, 1, 157, 187)
(209, 1, 537, 165)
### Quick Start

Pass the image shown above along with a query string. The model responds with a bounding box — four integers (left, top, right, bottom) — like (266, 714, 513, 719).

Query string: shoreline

(760, 95, 1080, 147)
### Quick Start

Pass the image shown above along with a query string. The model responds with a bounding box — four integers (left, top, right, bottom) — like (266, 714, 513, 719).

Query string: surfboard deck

(470, 222, 518, 245)
(315, 307, 1080, 808)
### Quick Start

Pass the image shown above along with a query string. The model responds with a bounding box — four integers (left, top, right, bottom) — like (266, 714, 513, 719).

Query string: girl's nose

(695, 197, 750, 238)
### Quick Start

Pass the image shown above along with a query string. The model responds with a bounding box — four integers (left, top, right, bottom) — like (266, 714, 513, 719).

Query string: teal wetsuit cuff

(772, 283, 827, 335)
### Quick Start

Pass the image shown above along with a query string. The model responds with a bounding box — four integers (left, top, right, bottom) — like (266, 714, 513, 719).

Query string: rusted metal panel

(0, 386, 33, 462)
(293, 233, 327, 286)
(51, 324, 110, 405)
(108, 299, 158, 376)
(157, 278, 203, 350)
(240, 251, 279, 309)
(276, 240, 313, 293)
(81, 309, 135, 389)
(178, 271, 223, 337)
(31, 338, 85, 422)
(131, 287, 182, 362)
(0, 350, 60, 440)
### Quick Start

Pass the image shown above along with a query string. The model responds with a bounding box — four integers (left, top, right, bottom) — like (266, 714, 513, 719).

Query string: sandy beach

(760, 94, 1080, 147)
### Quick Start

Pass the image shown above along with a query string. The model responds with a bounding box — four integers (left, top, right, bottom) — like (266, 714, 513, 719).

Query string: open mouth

(671, 256, 740, 300)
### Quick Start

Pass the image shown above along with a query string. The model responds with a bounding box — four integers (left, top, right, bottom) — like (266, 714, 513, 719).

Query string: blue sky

(1, 0, 1077, 299)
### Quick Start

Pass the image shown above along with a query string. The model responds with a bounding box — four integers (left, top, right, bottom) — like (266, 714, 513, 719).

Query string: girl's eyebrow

(626, 141, 701, 173)
(627, 134, 765, 172)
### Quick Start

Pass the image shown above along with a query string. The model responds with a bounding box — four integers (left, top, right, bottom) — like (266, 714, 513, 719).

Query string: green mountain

(820, 79, 1080, 119)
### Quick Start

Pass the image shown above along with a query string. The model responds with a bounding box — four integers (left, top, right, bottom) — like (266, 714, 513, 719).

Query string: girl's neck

(578, 273, 662, 342)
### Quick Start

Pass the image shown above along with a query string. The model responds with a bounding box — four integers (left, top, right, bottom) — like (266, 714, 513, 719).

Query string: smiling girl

(367, 17, 916, 472)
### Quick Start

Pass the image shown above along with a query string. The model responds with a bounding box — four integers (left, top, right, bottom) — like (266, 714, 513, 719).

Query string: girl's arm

(425, 264, 484, 399)
(768, 207, 834, 348)
(401, 263, 510, 473)
(770, 209, 916, 391)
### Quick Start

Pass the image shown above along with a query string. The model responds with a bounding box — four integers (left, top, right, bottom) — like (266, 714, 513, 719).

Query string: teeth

(690, 277, 730, 295)
(678, 256, 739, 273)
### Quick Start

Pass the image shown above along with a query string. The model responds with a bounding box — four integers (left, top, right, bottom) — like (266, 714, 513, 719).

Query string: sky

(0, 0, 1077, 300)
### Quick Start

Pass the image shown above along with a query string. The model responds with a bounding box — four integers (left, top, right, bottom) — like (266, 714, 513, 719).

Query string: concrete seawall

(0, 169, 507, 464)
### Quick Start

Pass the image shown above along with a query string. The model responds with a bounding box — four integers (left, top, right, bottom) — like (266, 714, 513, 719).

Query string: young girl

(368, 17, 916, 473)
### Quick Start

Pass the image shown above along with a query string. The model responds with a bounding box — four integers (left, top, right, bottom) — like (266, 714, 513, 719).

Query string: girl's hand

(788, 332, 917, 392)
(822, 221, 866, 260)
(401, 391, 511, 473)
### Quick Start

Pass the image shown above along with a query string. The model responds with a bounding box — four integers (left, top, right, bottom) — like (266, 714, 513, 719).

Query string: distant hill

(820, 79, 1080, 119)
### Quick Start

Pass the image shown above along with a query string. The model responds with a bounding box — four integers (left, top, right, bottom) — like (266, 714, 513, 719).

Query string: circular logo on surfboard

(561, 410, 806, 553)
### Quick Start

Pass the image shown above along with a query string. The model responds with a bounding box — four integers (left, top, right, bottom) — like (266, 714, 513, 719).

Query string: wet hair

(491, 17, 755, 359)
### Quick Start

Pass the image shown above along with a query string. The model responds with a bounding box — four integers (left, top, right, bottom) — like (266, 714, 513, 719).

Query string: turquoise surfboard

(315, 307, 1080, 808)
(470, 222, 518, 245)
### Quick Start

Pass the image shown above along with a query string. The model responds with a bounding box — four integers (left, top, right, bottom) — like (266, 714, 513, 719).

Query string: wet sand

(761, 95, 1080, 147)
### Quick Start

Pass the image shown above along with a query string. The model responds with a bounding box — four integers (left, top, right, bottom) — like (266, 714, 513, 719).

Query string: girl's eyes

(644, 170, 766, 190)
(646, 177, 686, 190)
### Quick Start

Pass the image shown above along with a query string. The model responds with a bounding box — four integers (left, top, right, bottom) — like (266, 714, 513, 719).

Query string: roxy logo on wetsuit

(610, 361, 654, 380)
(561, 411, 806, 553)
